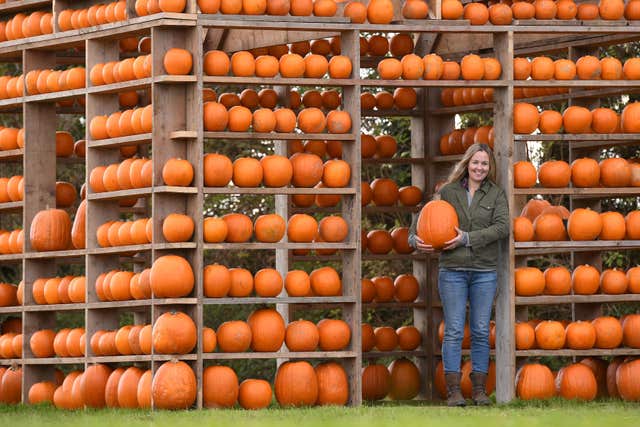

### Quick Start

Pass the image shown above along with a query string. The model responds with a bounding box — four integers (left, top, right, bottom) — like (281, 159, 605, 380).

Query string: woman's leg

(438, 268, 469, 373)
(468, 270, 497, 373)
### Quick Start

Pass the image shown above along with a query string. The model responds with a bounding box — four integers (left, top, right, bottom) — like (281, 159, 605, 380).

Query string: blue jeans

(438, 268, 497, 374)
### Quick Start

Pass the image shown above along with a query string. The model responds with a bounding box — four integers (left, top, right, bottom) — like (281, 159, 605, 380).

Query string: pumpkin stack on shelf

(358, 31, 425, 402)
(200, 26, 360, 408)
(509, 39, 640, 402)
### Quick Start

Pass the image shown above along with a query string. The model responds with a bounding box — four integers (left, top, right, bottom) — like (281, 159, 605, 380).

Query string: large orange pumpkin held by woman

(416, 200, 459, 249)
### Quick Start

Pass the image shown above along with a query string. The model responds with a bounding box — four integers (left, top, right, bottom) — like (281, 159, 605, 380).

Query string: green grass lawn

(1, 400, 639, 427)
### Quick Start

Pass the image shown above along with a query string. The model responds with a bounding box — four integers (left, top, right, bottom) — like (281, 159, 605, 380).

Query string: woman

(409, 143, 509, 406)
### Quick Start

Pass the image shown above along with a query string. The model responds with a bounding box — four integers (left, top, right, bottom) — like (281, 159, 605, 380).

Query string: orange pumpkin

(567, 208, 602, 241)
(274, 361, 318, 406)
(416, 200, 459, 249)
(152, 360, 196, 409)
(515, 267, 545, 296)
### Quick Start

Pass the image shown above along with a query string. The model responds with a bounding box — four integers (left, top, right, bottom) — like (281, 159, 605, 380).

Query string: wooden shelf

(87, 78, 153, 95)
(203, 187, 356, 195)
(202, 350, 357, 360)
(21, 304, 85, 312)
(87, 242, 197, 255)
(293, 252, 424, 262)
(361, 80, 506, 88)
(363, 206, 420, 214)
(88, 133, 152, 149)
(20, 354, 199, 364)
(203, 242, 356, 250)
(199, 17, 640, 34)
(0, 149, 24, 161)
(514, 240, 640, 256)
(203, 296, 356, 305)
(516, 348, 640, 357)
(24, 249, 86, 260)
(363, 350, 427, 359)
(87, 298, 198, 309)
(0, 201, 23, 212)
(513, 187, 640, 196)
(362, 157, 424, 165)
(363, 302, 427, 309)
(362, 109, 422, 117)
(515, 294, 640, 305)
(0, 0, 52, 14)
(88, 186, 197, 201)
(513, 79, 640, 88)
(0, 306, 23, 314)
(431, 154, 463, 163)
(203, 76, 356, 87)
(515, 134, 640, 142)
(204, 132, 356, 141)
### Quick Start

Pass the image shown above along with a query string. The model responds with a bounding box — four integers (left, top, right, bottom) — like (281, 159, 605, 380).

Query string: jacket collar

(454, 178, 491, 221)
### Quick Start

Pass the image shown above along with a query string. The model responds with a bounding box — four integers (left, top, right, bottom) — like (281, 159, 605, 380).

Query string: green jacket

(409, 179, 509, 270)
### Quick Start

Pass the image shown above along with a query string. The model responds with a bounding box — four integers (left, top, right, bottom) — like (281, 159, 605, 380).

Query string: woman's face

(467, 150, 490, 184)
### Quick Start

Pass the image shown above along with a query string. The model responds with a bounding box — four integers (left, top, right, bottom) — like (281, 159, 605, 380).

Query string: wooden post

(340, 28, 362, 407)
(493, 30, 515, 404)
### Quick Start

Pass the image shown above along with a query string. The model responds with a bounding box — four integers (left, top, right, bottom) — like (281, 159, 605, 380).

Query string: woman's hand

(414, 236, 436, 253)
(443, 227, 465, 251)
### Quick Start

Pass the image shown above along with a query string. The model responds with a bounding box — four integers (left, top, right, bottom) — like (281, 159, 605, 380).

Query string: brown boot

(444, 372, 466, 407)
(470, 371, 491, 405)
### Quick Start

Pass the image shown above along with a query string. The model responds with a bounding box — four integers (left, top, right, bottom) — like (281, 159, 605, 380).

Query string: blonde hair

(444, 144, 497, 186)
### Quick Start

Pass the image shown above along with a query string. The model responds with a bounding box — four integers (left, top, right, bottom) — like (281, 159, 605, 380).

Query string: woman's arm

(467, 187, 510, 249)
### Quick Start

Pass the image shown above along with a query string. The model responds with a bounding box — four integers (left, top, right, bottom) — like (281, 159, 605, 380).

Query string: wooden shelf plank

(0, 306, 24, 314)
(87, 242, 196, 255)
(170, 130, 198, 139)
(515, 133, 640, 141)
(363, 351, 427, 359)
(513, 187, 640, 199)
(362, 157, 424, 165)
(198, 17, 640, 33)
(26, 88, 86, 103)
(0, 0, 52, 14)
(515, 240, 640, 255)
(202, 351, 356, 360)
(199, 14, 349, 24)
(203, 187, 356, 195)
(155, 75, 197, 84)
(88, 188, 152, 201)
(0, 149, 24, 161)
(361, 80, 505, 88)
(24, 249, 86, 259)
(513, 187, 640, 197)
(0, 201, 23, 212)
(512, 79, 640, 88)
(516, 348, 640, 357)
(363, 302, 427, 309)
(431, 154, 463, 163)
(204, 76, 357, 87)
(293, 253, 425, 262)
(202, 296, 356, 305)
(515, 294, 640, 305)
(87, 78, 153, 95)
(88, 133, 152, 149)
(363, 206, 419, 214)
(203, 242, 356, 250)
(204, 132, 355, 141)
(88, 186, 197, 201)
(21, 304, 85, 312)
(87, 298, 198, 309)
(361, 109, 422, 117)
